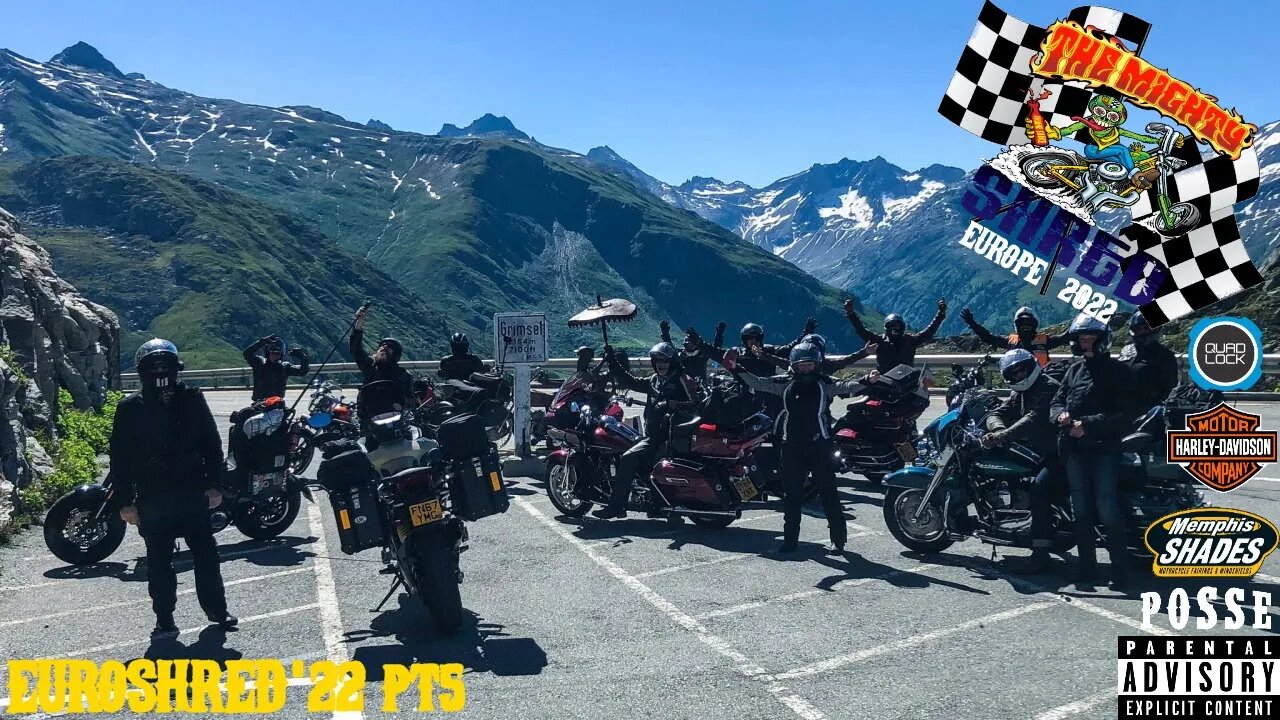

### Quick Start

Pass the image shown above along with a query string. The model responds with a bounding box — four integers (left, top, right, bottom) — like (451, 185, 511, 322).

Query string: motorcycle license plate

(732, 476, 758, 502)
(896, 442, 918, 462)
(252, 473, 284, 492)
(408, 499, 444, 527)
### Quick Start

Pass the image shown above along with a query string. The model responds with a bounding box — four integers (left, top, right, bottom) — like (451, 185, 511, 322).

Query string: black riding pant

(781, 439, 846, 547)
(138, 497, 227, 619)
(610, 437, 659, 511)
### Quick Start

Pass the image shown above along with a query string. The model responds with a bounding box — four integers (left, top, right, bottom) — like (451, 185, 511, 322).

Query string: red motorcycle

(544, 402, 774, 529)
(832, 364, 931, 484)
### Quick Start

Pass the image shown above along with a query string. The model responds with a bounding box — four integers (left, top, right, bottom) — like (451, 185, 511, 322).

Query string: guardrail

(120, 353, 1280, 399)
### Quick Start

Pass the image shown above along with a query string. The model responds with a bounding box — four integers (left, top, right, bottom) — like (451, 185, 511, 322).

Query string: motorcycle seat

(671, 417, 704, 437)
(1121, 431, 1156, 452)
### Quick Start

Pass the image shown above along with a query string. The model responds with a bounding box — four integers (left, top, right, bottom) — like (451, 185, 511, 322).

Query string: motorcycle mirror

(570, 402, 580, 412)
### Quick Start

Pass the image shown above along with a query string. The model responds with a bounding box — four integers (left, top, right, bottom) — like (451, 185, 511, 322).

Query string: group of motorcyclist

(111, 299, 1176, 635)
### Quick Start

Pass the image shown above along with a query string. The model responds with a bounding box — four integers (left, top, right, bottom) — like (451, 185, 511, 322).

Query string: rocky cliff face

(0, 207, 119, 525)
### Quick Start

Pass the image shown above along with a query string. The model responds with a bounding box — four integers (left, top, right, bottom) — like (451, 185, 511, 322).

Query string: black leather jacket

(109, 384, 223, 509)
(243, 340, 309, 401)
(607, 353, 702, 439)
(849, 309, 945, 372)
(350, 329, 413, 407)
(985, 374, 1060, 457)
(1049, 354, 1136, 452)
(438, 353, 489, 382)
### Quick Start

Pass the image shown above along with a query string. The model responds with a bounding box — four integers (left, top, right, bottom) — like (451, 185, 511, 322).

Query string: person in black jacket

(351, 306, 413, 412)
(112, 339, 235, 637)
(727, 342, 870, 555)
(846, 298, 947, 372)
(1049, 314, 1136, 589)
(594, 342, 703, 519)
(1118, 311, 1178, 412)
(439, 333, 490, 382)
(958, 306, 1070, 368)
(242, 335, 310, 401)
(980, 349, 1062, 573)
(661, 320, 725, 382)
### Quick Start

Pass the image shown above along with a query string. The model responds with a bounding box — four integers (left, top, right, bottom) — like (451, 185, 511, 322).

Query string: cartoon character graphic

(1007, 93, 1201, 236)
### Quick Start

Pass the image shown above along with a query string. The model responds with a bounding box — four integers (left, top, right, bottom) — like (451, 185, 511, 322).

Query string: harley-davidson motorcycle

(832, 364, 932, 483)
(287, 380, 359, 475)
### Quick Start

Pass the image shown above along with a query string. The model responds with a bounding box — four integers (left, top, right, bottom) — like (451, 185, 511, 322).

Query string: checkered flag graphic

(938, 3, 1152, 146)
(1119, 210, 1264, 325)
(1130, 146, 1261, 225)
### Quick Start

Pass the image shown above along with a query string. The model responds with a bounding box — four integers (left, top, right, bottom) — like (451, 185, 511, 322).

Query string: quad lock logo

(940, 3, 1264, 326)
(1143, 508, 1279, 577)
(1167, 403, 1276, 492)
(1188, 317, 1264, 392)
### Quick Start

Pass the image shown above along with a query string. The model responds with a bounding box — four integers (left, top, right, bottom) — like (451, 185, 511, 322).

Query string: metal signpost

(493, 312, 548, 456)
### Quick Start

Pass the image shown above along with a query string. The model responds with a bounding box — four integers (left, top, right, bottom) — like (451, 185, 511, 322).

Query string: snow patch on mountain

(818, 189, 874, 227)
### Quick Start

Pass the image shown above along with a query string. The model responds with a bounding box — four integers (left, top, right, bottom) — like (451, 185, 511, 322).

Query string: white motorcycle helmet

(999, 348, 1041, 392)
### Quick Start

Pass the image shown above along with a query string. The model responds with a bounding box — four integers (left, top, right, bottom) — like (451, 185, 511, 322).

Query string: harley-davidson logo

(1166, 403, 1277, 492)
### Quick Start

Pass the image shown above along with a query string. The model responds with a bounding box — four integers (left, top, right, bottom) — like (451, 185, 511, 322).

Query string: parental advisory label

(1117, 636, 1276, 719)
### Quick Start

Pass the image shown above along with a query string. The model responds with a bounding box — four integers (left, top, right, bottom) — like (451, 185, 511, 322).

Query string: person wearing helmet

(439, 332, 491, 382)
(351, 306, 413, 409)
(1050, 313, 1137, 589)
(660, 319, 725, 382)
(969, 348, 1064, 573)
(594, 341, 703, 519)
(846, 298, 947, 372)
(958, 306, 1071, 368)
(111, 340, 235, 637)
(1118, 310, 1178, 411)
(724, 342, 871, 555)
(242, 334, 310, 401)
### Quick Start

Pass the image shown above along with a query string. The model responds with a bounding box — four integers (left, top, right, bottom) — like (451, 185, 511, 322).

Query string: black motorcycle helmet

(575, 345, 595, 372)
(378, 337, 404, 364)
(135, 339, 183, 398)
(1013, 306, 1039, 336)
(801, 333, 827, 355)
(884, 313, 906, 339)
(740, 323, 764, 347)
(788, 342, 822, 376)
(1128, 310, 1159, 346)
(449, 332, 469, 356)
(265, 336, 285, 358)
(649, 342, 678, 375)
(1068, 313, 1110, 355)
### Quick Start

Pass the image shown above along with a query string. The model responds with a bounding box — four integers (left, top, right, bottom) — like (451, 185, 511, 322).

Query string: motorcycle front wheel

(546, 462, 593, 517)
(1019, 152, 1080, 189)
(235, 492, 302, 540)
(411, 531, 464, 635)
(882, 487, 954, 554)
(44, 492, 126, 565)
(288, 433, 316, 476)
(1156, 202, 1201, 236)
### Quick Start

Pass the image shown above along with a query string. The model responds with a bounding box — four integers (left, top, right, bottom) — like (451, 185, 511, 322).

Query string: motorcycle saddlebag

(436, 413, 491, 460)
(447, 445, 509, 521)
(1164, 383, 1224, 430)
(327, 482, 384, 554)
(317, 448, 379, 493)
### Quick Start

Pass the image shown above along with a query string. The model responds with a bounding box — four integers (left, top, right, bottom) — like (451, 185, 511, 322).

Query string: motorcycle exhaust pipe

(667, 507, 738, 517)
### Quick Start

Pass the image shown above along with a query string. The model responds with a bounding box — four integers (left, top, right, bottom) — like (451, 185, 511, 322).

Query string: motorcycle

(945, 355, 995, 409)
(832, 364, 932, 483)
(431, 373, 514, 444)
(880, 390, 1204, 561)
(287, 380, 359, 475)
(44, 399, 309, 566)
(1018, 122, 1199, 236)
(544, 399, 773, 529)
(357, 380, 440, 477)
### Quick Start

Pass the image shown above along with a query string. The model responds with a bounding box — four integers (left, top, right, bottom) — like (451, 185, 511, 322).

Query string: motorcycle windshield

(551, 375, 588, 408)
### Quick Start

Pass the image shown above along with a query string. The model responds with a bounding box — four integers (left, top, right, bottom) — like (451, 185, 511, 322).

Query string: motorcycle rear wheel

(235, 492, 302, 540)
(1019, 152, 1080, 189)
(882, 487, 954, 554)
(411, 532, 464, 635)
(44, 493, 126, 566)
(689, 512, 737, 530)
(546, 462, 593, 516)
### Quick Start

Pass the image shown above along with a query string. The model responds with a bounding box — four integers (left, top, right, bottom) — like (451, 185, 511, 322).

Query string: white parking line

(518, 497, 829, 720)
(55, 602, 321, 658)
(306, 502, 364, 720)
(696, 562, 940, 620)
(0, 567, 309, 628)
(1034, 689, 1114, 720)
(634, 553, 757, 579)
(774, 601, 1056, 681)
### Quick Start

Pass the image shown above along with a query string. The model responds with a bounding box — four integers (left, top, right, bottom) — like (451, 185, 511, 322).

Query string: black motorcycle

(880, 390, 1204, 559)
(945, 355, 995, 409)
(832, 364, 932, 484)
(44, 400, 308, 566)
(314, 408, 507, 634)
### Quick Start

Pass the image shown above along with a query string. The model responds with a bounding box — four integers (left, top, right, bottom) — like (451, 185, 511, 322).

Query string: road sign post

(494, 312, 548, 457)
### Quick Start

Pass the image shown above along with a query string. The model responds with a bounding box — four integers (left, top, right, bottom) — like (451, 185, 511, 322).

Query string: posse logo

(1166, 404, 1277, 492)
(1142, 507, 1279, 578)
(1188, 317, 1264, 392)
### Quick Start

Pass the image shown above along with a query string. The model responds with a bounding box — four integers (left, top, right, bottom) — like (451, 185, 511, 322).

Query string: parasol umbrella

(567, 295, 637, 347)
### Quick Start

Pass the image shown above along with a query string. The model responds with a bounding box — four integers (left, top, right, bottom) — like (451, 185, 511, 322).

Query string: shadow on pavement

(138, 626, 245, 668)
(349, 600, 548, 680)
(814, 548, 993, 595)
(45, 535, 317, 580)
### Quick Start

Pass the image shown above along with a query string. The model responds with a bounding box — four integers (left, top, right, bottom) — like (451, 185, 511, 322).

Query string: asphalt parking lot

(1, 390, 1277, 719)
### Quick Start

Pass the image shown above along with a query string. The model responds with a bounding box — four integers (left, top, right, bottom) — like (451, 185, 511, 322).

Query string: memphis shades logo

(939, 3, 1264, 326)
(1143, 508, 1279, 577)
(1167, 404, 1277, 492)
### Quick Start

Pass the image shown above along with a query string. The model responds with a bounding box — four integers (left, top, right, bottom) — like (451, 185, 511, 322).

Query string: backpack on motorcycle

(328, 481, 385, 554)
(227, 402, 290, 477)
(1164, 383, 1225, 430)
(446, 444, 510, 521)
(320, 438, 362, 460)
(436, 413, 491, 461)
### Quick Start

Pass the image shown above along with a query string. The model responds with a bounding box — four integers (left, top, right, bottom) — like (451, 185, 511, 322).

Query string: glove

(938, 298, 948, 315)
(843, 298, 857, 320)
(1023, 116, 1036, 139)
(715, 321, 727, 336)
(653, 401, 670, 415)
(659, 319, 671, 340)
(803, 317, 817, 335)
(960, 307, 974, 323)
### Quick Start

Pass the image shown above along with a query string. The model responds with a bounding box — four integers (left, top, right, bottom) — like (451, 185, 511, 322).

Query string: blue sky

(3, 0, 1272, 187)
